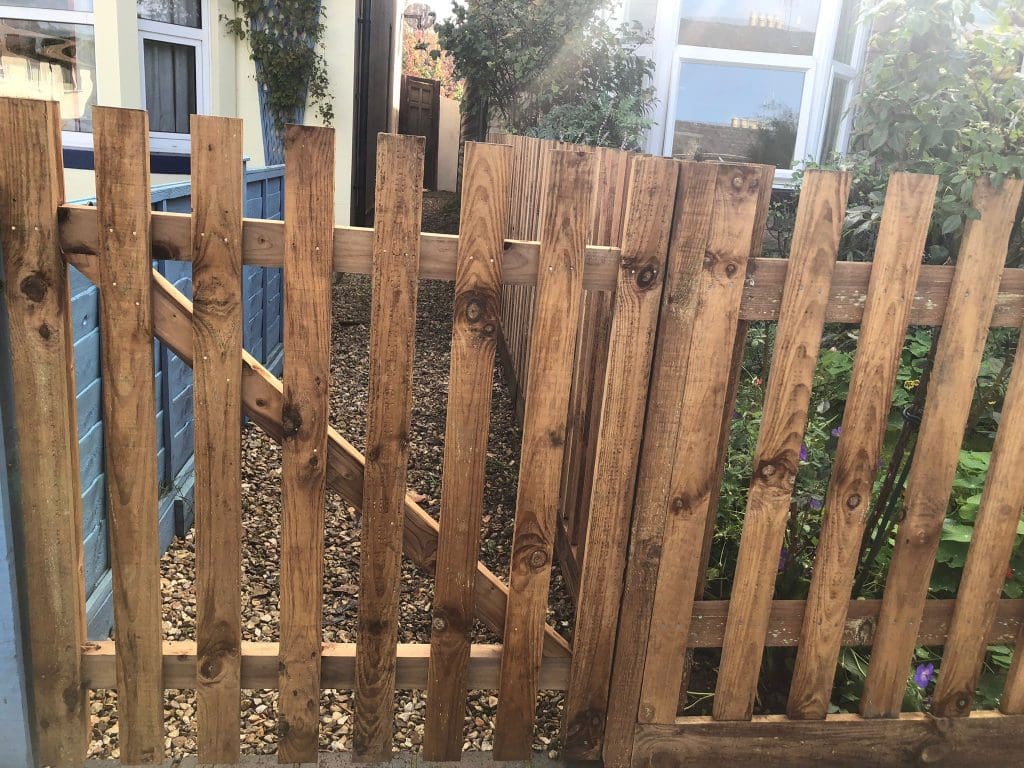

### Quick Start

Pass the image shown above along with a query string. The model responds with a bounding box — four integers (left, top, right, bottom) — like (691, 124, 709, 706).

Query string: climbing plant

(223, 0, 334, 128)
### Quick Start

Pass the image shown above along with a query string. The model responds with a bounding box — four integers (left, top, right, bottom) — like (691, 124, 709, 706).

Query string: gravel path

(88, 192, 575, 760)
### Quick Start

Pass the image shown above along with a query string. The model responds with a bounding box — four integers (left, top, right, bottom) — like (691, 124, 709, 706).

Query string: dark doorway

(398, 75, 440, 190)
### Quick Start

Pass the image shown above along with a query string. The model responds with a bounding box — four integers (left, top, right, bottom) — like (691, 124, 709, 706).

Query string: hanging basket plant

(224, 0, 334, 129)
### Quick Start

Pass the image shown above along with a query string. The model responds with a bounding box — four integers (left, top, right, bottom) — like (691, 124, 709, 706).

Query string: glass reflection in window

(679, 0, 820, 55)
(0, 18, 97, 131)
(137, 0, 201, 29)
(821, 76, 850, 158)
(672, 62, 805, 168)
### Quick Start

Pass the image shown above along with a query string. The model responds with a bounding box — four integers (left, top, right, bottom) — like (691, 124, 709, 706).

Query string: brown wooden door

(398, 75, 440, 189)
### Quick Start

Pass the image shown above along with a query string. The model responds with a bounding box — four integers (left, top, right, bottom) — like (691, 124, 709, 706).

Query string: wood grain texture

(861, 177, 1023, 718)
(632, 712, 1024, 768)
(58, 203, 1024, 328)
(278, 124, 335, 764)
(561, 156, 679, 761)
(636, 163, 773, 726)
(931, 181, 1024, 718)
(79, 597, 1024, 689)
(601, 162, 772, 767)
(0, 97, 87, 767)
(190, 115, 244, 763)
(423, 142, 511, 761)
(787, 172, 940, 720)
(355, 133, 425, 762)
(93, 106, 163, 765)
(493, 150, 595, 761)
(81, 641, 572, 690)
(714, 171, 851, 721)
(65, 255, 572, 660)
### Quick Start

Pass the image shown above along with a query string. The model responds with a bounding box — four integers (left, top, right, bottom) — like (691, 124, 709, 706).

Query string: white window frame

(138, 1, 212, 154)
(0, 3, 96, 149)
(652, 1, 869, 186)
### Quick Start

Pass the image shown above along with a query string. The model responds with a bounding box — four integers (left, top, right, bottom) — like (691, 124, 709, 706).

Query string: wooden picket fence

(5, 95, 1024, 767)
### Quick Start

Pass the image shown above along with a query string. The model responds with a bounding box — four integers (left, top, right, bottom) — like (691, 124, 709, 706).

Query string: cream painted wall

(59, 0, 362, 202)
(437, 95, 460, 193)
(309, 0, 357, 226)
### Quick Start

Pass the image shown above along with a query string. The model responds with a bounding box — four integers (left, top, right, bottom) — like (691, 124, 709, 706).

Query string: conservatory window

(644, 0, 869, 183)
(0, 2, 96, 143)
(138, 0, 210, 153)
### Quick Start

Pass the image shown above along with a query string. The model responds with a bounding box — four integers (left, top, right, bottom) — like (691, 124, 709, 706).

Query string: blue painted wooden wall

(76, 165, 285, 636)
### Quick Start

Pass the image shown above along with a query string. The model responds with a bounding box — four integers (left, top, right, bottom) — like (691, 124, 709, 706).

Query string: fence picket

(561, 156, 679, 761)
(787, 172, 940, 720)
(278, 124, 335, 763)
(191, 115, 244, 763)
(932, 177, 1024, 713)
(423, 141, 512, 761)
(354, 134, 425, 761)
(0, 97, 87, 767)
(861, 177, 1023, 717)
(714, 170, 851, 720)
(602, 162, 772, 767)
(93, 106, 164, 764)
(493, 149, 595, 760)
(636, 163, 773, 725)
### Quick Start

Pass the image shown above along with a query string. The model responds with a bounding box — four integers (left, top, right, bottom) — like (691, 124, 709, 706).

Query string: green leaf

(941, 213, 962, 234)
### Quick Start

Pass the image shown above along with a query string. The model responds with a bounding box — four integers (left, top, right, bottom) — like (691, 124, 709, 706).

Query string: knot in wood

(19, 271, 48, 302)
(846, 493, 861, 509)
(731, 173, 745, 190)
(528, 549, 548, 571)
(432, 616, 448, 632)
(636, 264, 658, 290)
(724, 262, 738, 278)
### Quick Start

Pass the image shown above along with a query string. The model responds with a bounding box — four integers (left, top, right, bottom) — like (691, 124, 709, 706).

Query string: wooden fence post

(0, 96, 88, 768)
(354, 133, 425, 762)
(424, 140, 512, 761)
(278, 124, 335, 763)
(493, 149, 595, 760)
(562, 155, 679, 760)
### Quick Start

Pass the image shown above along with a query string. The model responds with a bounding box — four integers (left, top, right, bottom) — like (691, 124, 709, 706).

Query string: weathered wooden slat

(93, 106, 164, 765)
(355, 133, 425, 762)
(932, 180, 1024, 718)
(636, 163, 772, 726)
(493, 150, 595, 760)
(632, 712, 1024, 768)
(190, 115, 244, 764)
(423, 142, 512, 761)
(561, 156, 679, 761)
(65, 254, 572, 659)
(602, 162, 773, 768)
(0, 97, 88, 768)
(278, 124, 335, 763)
(81, 641, 572, 690)
(57, 204, 1024, 328)
(787, 173, 940, 721)
(714, 171, 851, 721)
(861, 177, 1023, 718)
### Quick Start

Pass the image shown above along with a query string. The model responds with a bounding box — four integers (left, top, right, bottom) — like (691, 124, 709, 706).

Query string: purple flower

(778, 547, 790, 573)
(913, 663, 935, 689)
(809, 497, 823, 511)
(831, 426, 842, 437)
(732, 410, 741, 420)
(799, 443, 809, 462)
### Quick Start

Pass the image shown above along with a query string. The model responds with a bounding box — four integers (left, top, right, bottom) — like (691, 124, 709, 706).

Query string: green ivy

(223, 0, 333, 128)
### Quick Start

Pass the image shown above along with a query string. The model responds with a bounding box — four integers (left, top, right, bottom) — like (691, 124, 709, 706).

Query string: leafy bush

(436, 1, 657, 150)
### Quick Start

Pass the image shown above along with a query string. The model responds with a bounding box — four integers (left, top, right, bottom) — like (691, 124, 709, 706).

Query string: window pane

(679, 0, 820, 55)
(833, 0, 860, 64)
(2, 1, 93, 9)
(0, 18, 97, 132)
(821, 76, 850, 158)
(137, 0, 201, 28)
(143, 38, 197, 134)
(672, 62, 805, 168)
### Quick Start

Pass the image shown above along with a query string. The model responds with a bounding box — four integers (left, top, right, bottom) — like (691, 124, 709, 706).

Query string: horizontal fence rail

(4, 99, 1024, 767)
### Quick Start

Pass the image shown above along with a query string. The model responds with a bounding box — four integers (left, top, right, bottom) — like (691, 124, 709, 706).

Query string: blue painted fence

(73, 164, 285, 636)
